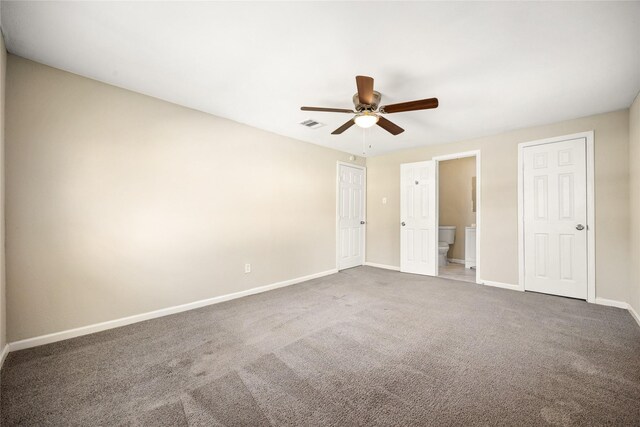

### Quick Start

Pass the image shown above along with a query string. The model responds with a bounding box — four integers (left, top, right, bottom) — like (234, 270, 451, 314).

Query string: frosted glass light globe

(354, 113, 379, 128)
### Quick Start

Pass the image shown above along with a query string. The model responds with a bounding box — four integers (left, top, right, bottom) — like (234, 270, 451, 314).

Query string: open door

(400, 161, 437, 275)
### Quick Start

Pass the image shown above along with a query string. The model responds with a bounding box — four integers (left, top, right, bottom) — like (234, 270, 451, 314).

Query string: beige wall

(5, 55, 364, 342)
(630, 92, 640, 316)
(438, 157, 476, 260)
(3, 54, 637, 343)
(367, 110, 630, 302)
(0, 33, 6, 352)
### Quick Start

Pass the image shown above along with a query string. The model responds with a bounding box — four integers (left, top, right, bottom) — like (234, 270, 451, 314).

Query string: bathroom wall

(438, 157, 476, 261)
(366, 109, 630, 302)
(5, 56, 364, 342)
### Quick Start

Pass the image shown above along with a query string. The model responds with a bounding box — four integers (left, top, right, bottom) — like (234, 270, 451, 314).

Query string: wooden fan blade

(376, 116, 404, 135)
(301, 106, 354, 113)
(381, 98, 439, 114)
(356, 75, 374, 105)
(332, 119, 356, 135)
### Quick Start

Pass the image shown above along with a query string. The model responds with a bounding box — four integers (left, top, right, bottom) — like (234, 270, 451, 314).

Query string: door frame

(432, 150, 482, 284)
(517, 131, 595, 302)
(336, 161, 367, 270)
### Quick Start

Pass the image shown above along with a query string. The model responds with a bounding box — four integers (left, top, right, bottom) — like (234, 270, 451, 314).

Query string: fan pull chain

(362, 128, 366, 155)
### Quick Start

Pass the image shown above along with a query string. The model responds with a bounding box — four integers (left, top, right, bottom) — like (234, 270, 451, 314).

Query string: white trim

(482, 280, 524, 291)
(629, 305, 640, 328)
(336, 161, 366, 271)
(431, 150, 480, 162)
(0, 344, 9, 370)
(593, 298, 640, 329)
(586, 134, 596, 303)
(364, 262, 400, 271)
(447, 258, 465, 265)
(434, 159, 440, 277)
(8, 268, 338, 352)
(433, 150, 482, 285)
(517, 131, 595, 300)
(594, 297, 629, 309)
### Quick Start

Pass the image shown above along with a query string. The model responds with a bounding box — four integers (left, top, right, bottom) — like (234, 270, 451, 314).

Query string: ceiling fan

(301, 75, 438, 136)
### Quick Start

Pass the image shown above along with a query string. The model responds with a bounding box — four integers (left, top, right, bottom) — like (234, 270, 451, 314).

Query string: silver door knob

(576, 224, 585, 231)
(401, 222, 406, 226)
(360, 221, 365, 225)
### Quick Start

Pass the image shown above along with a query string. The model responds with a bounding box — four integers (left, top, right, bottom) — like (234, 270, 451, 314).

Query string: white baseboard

(8, 268, 338, 353)
(482, 280, 524, 291)
(0, 344, 9, 370)
(364, 262, 400, 271)
(629, 305, 640, 328)
(594, 298, 640, 329)
(447, 258, 465, 265)
(6, 268, 638, 355)
(594, 297, 629, 309)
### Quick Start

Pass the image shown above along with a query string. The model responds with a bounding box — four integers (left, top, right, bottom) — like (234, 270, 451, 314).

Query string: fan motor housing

(353, 91, 382, 112)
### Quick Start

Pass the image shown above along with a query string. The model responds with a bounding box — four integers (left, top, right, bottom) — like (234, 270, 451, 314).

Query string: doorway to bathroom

(399, 152, 481, 282)
(434, 151, 481, 284)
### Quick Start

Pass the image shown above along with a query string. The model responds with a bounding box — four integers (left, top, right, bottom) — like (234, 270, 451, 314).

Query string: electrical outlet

(244, 263, 251, 273)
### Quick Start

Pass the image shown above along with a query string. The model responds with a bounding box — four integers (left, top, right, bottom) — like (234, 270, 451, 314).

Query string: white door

(400, 161, 437, 275)
(338, 164, 365, 270)
(523, 138, 588, 299)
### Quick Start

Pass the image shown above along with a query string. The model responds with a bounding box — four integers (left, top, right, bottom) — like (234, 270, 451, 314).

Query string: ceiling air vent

(299, 119, 325, 129)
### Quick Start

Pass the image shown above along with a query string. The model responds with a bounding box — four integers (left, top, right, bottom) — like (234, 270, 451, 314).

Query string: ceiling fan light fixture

(354, 112, 379, 128)
(301, 75, 435, 135)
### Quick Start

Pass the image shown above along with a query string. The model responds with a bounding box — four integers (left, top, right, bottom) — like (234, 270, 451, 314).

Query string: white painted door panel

(523, 138, 588, 299)
(400, 161, 437, 276)
(338, 165, 365, 270)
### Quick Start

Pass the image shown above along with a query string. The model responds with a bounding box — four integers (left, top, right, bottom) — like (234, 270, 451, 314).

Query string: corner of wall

(0, 27, 7, 367)
(629, 91, 640, 317)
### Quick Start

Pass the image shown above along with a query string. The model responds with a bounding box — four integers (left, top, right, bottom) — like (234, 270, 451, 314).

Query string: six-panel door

(400, 161, 437, 276)
(338, 164, 365, 270)
(523, 138, 588, 299)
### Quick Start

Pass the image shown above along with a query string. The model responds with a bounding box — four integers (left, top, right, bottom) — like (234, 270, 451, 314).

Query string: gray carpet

(1, 266, 639, 426)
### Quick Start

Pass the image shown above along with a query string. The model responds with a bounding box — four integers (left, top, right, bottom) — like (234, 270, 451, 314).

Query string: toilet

(438, 226, 456, 267)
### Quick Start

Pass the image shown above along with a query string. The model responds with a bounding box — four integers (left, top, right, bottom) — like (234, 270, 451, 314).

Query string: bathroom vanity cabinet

(465, 226, 476, 269)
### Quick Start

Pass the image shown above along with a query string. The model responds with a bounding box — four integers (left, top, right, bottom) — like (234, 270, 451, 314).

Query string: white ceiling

(2, 1, 640, 156)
